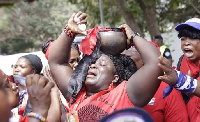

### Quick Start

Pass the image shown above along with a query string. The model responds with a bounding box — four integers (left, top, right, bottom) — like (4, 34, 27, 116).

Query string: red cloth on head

(45, 40, 55, 59)
(80, 26, 113, 55)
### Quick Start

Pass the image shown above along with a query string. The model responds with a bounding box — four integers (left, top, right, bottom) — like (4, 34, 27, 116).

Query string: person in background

(11, 54, 43, 120)
(48, 11, 162, 121)
(123, 45, 188, 122)
(158, 18, 200, 122)
(152, 35, 173, 65)
(42, 39, 81, 70)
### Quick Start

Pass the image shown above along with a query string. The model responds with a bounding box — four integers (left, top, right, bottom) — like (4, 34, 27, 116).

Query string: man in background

(153, 35, 172, 65)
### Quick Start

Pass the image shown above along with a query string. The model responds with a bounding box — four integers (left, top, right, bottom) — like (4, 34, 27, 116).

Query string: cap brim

(175, 22, 200, 31)
(99, 107, 153, 122)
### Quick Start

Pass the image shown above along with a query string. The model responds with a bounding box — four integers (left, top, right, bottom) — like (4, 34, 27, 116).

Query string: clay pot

(99, 29, 127, 55)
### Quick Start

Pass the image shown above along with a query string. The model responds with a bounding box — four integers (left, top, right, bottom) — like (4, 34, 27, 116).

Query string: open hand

(67, 11, 87, 35)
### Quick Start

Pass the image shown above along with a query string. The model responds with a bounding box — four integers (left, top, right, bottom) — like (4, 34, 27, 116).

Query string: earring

(109, 83, 114, 89)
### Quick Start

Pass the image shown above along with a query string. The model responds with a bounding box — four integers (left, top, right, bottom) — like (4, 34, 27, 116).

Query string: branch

(189, 1, 200, 14)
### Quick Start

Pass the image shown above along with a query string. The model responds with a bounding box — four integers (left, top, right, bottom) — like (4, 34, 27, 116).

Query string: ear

(31, 70, 36, 74)
(112, 75, 119, 83)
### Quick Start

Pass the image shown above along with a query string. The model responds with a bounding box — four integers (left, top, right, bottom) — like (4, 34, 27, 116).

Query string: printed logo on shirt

(148, 97, 156, 105)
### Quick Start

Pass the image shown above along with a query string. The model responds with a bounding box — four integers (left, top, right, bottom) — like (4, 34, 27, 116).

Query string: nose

(89, 63, 97, 69)
(183, 38, 191, 46)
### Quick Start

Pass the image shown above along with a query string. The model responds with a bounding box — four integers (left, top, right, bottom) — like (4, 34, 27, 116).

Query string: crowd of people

(0, 11, 200, 122)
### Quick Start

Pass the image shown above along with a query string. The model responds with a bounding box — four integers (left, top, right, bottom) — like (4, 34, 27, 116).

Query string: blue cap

(99, 107, 153, 122)
(175, 18, 200, 31)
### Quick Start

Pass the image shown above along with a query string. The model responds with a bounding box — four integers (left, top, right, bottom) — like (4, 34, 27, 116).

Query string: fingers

(44, 81, 55, 94)
(158, 75, 170, 82)
(188, 70, 192, 76)
(32, 74, 41, 86)
(26, 74, 34, 87)
(38, 76, 49, 88)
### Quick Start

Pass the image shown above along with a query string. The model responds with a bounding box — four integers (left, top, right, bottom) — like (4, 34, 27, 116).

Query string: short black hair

(153, 35, 163, 40)
(178, 26, 200, 39)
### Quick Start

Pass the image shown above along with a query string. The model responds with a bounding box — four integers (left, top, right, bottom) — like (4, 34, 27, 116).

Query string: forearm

(48, 31, 74, 65)
(133, 36, 160, 65)
(47, 89, 61, 122)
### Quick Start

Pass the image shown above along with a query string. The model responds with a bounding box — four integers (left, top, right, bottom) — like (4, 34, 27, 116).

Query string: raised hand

(26, 74, 54, 118)
(67, 11, 87, 35)
(118, 24, 134, 47)
(158, 55, 177, 85)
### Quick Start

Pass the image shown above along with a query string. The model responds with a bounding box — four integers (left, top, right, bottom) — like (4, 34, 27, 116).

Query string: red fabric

(143, 82, 188, 122)
(80, 26, 99, 55)
(19, 115, 29, 122)
(68, 81, 134, 121)
(45, 40, 55, 59)
(18, 105, 26, 115)
(148, 41, 160, 52)
(179, 55, 200, 122)
(180, 56, 200, 79)
(80, 26, 112, 55)
(8, 75, 15, 83)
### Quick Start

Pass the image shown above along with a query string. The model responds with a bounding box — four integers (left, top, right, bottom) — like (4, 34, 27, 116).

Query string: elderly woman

(46, 11, 162, 121)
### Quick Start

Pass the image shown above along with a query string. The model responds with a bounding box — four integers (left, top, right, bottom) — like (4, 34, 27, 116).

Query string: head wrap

(68, 26, 137, 103)
(22, 54, 43, 74)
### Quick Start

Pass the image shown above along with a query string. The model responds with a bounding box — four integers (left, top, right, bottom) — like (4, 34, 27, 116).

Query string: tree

(0, 0, 77, 54)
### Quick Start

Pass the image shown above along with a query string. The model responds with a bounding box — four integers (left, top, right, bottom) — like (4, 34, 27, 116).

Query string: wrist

(174, 70, 197, 95)
(129, 32, 140, 46)
(27, 112, 48, 122)
(63, 25, 77, 38)
(32, 109, 48, 118)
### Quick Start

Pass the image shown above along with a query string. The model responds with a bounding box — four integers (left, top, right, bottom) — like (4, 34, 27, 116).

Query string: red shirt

(143, 82, 188, 122)
(179, 56, 200, 122)
(69, 81, 134, 122)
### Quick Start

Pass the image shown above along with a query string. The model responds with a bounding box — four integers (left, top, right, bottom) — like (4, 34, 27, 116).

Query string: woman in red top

(48, 11, 162, 122)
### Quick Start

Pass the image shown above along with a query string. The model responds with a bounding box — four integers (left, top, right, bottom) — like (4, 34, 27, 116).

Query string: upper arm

(126, 62, 161, 107)
(49, 63, 73, 101)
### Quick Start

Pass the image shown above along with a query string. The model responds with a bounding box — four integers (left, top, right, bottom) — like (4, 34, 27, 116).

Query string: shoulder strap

(177, 54, 184, 71)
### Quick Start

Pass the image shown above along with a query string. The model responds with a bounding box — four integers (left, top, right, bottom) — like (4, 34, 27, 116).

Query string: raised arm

(119, 24, 163, 107)
(48, 11, 87, 101)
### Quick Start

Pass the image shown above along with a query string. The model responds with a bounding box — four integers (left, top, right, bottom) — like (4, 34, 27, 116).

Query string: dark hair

(105, 53, 137, 85)
(153, 35, 163, 40)
(177, 26, 200, 39)
(71, 43, 81, 55)
(68, 29, 136, 103)
(22, 54, 43, 74)
(42, 40, 55, 54)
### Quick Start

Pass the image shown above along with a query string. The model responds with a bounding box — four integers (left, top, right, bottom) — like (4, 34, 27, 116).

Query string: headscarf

(22, 54, 43, 74)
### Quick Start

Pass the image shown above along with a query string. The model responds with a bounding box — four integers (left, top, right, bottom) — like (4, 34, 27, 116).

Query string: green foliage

(0, 37, 34, 54)
(0, 0, 200, 54)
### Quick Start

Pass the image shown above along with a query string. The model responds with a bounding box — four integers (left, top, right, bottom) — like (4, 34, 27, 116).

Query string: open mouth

(184, 48, 193, 58)
(87, 71, 96, 77)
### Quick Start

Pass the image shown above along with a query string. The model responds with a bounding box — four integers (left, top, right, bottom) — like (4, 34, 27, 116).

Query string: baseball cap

(99, 107, 153, 122)
(175, 18, 200, 31)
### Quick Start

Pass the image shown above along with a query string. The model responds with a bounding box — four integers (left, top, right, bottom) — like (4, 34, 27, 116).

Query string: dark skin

(48, 11, 162, 107)
(26, 74, 54, 122)
(158, 55, 200, 97)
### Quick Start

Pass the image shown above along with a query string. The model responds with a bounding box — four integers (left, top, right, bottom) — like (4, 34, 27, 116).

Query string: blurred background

(0, 0, 199, 74)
